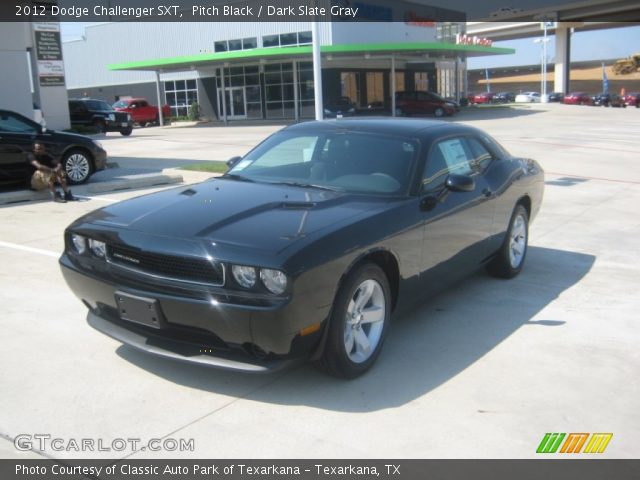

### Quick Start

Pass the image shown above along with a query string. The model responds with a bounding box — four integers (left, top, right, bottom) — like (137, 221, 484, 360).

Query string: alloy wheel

(343, 279, 386, 363)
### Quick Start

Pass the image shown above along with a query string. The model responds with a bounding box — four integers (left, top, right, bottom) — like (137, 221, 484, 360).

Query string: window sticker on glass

(438, 139, 472, 175)
(232, 160, 253, 171)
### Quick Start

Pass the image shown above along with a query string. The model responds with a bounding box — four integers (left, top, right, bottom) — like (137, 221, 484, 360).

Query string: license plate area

(115, 291, 165, 329)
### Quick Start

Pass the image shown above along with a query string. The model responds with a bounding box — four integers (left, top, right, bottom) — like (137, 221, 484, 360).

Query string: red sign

(404, 12, 436, 27)
(456, 33, 493, 47)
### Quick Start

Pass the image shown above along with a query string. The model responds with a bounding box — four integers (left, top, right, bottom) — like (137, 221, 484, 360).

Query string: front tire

(487, 204, 529, 279)
(63, 149, 93, 185)
(120, 127, 133, 136)
(320, 263, 391, 378)
(434, 107, 445, 117)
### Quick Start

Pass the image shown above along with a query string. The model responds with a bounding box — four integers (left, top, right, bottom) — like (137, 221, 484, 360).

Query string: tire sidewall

(503, 205, 529, 277)
(322, 263, 391, 378)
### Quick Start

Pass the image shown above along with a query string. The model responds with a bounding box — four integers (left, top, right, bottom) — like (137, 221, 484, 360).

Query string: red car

(563, 92, 594, 106)
(623, 92, 640, 107)
(395, 91, 456, 117)
(112, 98, 171, 125)
(471, 92, 495, 104)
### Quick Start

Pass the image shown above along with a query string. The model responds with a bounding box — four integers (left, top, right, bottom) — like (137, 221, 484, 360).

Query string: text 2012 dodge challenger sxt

(60, 119, 544, 378)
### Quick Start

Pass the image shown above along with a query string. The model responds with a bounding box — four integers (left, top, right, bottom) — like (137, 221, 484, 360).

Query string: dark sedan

(60, 119, 544, 378)
(1, 109, 107, 188)
(593, 93, 627, 108)
(323, 97, 356, 118)
(494, 92, 516, 103)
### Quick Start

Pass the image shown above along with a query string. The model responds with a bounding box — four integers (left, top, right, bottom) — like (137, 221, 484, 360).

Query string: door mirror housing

(445, 174, 475, 192)
(226, 156, 242, 169)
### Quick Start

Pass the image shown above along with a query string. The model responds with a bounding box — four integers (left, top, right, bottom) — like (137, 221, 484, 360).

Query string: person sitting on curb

(27, 142, 75, 202)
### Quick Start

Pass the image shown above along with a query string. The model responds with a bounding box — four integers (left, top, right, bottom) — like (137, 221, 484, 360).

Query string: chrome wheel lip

(65, 154, 90, 182)
(343, 279, 386, 364)
(509, 213, 527, 269)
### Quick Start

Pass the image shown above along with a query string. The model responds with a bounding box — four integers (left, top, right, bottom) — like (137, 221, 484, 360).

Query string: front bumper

(93, 149, 108, 171)
(59, 254, 327, 371)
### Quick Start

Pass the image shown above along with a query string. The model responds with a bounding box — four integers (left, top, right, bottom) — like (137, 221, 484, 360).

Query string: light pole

(534, 23, 551, 102)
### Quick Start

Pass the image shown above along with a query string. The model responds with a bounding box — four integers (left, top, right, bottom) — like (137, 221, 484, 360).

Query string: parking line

(74, 195, 118, 202)
(0, 241, 60, 258)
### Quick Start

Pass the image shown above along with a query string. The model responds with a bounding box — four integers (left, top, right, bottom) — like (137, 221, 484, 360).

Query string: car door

(69, 101, 90, 126)
(0, 111, 40, 188)
(419, 135, 496, 287)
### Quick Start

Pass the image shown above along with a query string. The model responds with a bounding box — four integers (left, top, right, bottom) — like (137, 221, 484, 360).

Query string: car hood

(83, 178, 383, 253)
(44, 129, 94, 144)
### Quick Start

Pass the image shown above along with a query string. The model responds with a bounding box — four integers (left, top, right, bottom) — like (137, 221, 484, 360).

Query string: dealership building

(1, 2, 515, 128)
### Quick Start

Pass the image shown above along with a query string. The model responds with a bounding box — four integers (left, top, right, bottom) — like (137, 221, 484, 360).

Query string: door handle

(482, 188, 493, 198)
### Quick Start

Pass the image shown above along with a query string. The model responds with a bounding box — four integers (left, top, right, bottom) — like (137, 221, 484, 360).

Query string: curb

(0, 174, 183, 205)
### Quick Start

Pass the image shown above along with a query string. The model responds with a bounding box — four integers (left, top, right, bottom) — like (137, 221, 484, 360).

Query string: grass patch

(179, 161, 228, 174)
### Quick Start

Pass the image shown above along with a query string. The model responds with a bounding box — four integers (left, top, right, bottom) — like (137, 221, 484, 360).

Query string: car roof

(284, 118, 473, 137)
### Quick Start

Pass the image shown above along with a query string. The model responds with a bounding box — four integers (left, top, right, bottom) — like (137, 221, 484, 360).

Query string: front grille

(107, 244, 224, 286)
(114, 112, 129, 123)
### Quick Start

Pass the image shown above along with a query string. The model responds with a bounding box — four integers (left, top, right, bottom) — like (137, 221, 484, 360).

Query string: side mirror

(445, 174, 475, 192)
(226, 156, 242, 169)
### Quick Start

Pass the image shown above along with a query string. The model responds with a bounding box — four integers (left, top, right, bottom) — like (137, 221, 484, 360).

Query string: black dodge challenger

(60, 119, 544, 378)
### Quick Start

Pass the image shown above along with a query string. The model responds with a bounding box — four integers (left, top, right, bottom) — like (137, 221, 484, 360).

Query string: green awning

(108, 42, 515, 71)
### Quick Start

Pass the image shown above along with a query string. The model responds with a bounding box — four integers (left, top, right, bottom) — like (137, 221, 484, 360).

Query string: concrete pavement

(0, 104, 638, 459)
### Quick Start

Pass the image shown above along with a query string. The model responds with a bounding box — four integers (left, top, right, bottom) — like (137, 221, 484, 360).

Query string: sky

(60, 22, 640, 69)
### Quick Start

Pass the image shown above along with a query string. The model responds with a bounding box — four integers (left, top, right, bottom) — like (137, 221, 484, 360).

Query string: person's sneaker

(53, 191, 66, 203)
(64, 190, 75, 201)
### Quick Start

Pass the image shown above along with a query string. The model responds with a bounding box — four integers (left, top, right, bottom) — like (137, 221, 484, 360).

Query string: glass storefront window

(165, 78, 198, 117)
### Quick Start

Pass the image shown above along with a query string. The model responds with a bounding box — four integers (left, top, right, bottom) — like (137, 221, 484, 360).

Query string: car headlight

(88, 239, 106, 258)
(260, 269, 287, 295)
(232, 265, 257, 289)
(71, 234, 86, 254)
(323, 109, 331, 115)
(108, 113, 115, 121)
(348, 107, 355, 113)
(127, 114, 132, 121)
(92, 140, 103, 149)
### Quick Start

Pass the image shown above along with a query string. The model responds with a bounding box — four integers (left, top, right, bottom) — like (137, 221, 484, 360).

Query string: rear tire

(320, 263, 391, 379)
(487, 205, 529, 279)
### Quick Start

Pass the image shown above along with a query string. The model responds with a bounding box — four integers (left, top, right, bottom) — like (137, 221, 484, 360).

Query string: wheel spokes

(353, 328, 371, 355)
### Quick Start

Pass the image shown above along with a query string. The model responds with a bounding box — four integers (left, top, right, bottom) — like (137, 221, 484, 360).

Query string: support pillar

(554, 25, 571, 94)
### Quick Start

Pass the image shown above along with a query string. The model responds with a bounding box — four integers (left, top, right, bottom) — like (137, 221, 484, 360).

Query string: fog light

(232, 265, 256, 289)
(71, 234, 86, 254)
(88, 239, 106, 258)
(260, 269, 287, 294)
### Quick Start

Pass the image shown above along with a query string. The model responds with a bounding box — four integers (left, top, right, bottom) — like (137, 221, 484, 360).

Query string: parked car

(563, 92, 594, 106)
(494, 92, 516, 103)
(0, 109, 107, 188)
(623, 92, 640, 107)
(112, 98, 171, 125)
(69, 98, 133, 136)
(471, 92, 495, 104)
(547, 92, 565, 103)
(515, 92, 541, 103)
(60, 118, 544, 378)
(395, 91, 456, 117)
(593, 93, 627, 108)
(323, 97, 356, 118)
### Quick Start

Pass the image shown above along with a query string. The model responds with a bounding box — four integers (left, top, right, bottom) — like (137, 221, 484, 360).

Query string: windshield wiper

(268, 181, 344, 192)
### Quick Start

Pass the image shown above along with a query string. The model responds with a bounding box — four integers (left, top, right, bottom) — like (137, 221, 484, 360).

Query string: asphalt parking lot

(1, 104, 638, 459)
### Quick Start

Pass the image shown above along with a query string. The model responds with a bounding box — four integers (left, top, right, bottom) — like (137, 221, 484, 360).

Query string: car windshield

(226, 131, 419, 195)
(85, 100, 113, 111)
(112, 101, 128, 108)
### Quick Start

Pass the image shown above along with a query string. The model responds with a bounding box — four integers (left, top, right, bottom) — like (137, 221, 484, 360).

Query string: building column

(554, 24, 571, 94)
(293, 59, 299, 121)
(220, 65, 227, 125)
(391, 55, 396, 117)
(155, 71, 164, 126)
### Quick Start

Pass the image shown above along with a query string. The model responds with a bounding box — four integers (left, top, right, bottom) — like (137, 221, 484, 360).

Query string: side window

(423, 137, 474, 188)
(0, 113, 37, 133)
(465, 137, 494, 172)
